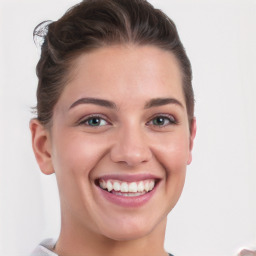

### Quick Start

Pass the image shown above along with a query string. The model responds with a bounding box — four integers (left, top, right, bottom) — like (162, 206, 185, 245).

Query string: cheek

(50, 131, 110, 214)
(146, 133, 189, 213)
(51, 131, 108, 177)
(151, 132, 190, 174)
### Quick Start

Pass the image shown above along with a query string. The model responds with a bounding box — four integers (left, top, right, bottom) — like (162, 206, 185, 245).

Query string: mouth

(94, 175, 160, 207)
(96, 178, 157, 197)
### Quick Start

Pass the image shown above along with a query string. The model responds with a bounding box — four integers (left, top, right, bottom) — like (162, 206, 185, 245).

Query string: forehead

(58, 45, 185, 109)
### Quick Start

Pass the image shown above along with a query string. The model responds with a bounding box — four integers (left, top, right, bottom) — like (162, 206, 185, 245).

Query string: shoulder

(30, 240, 174, 256)
(30, 238, 57, 256)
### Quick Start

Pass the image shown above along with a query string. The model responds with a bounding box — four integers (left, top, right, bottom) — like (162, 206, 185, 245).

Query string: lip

(94, 174, 161, 208)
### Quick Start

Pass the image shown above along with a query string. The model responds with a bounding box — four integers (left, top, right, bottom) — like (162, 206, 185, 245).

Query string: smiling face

(31, 45, 196, 244)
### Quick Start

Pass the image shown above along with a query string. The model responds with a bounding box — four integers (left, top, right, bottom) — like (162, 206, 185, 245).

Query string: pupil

(89, 118, 100, 126)
(154, 117, 164, 125)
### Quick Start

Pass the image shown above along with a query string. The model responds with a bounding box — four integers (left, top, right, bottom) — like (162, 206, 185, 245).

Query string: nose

(110, 125, 152, 167)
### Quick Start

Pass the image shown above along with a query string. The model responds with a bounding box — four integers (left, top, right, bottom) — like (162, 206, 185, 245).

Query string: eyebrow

(144, 97, 184, 109)
(69, 97, 117, 110)
(69, 97, 184, 110)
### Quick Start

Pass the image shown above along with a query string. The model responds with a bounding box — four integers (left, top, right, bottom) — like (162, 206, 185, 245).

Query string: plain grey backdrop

(0, 0, 256, 255)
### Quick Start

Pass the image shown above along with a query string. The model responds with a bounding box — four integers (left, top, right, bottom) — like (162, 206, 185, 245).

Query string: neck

(54, 214, 168, 256)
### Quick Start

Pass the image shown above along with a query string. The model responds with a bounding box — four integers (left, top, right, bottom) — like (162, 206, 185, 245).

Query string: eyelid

(78, 114, 111, 126)
(146, 113, 177, 126)
(76, 113, 177, 127)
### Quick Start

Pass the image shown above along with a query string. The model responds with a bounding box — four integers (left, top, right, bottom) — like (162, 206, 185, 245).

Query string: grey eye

(81, 116, 108, 126)
(150, 115, 176, 126)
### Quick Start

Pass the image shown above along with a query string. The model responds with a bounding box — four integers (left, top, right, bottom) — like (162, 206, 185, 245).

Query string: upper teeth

(99, 179, 155, 193)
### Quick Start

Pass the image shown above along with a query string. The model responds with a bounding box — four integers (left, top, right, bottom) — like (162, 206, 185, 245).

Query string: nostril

(109, 132, 152, 166)
(110, 148, 152, 167)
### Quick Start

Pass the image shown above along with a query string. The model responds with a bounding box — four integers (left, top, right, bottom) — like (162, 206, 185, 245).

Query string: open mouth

(96, 178, 158, 197)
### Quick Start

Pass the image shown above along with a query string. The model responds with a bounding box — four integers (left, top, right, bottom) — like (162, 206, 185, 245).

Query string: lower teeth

(111, 191, 147, 197)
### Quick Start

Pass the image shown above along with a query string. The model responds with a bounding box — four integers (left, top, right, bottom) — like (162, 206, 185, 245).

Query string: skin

(30, 45, 196, 256)
(238, 249, 256, 256)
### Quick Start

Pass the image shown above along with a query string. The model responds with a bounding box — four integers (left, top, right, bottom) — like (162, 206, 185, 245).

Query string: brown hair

(34, 0, 194, 129)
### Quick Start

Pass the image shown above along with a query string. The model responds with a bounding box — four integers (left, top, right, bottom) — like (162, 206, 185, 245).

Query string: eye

(79, 115, 109, 127)
(148, 115, 176, 127)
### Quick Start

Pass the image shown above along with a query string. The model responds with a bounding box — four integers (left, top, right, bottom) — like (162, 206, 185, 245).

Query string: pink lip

(95, 176, 160, 208)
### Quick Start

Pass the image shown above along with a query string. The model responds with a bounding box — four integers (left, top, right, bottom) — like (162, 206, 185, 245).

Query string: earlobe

(29, 119, 55, 175)
(187, 117, 197, 165)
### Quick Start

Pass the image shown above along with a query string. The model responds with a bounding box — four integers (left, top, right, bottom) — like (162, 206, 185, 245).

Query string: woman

(30, 0, 196, 255)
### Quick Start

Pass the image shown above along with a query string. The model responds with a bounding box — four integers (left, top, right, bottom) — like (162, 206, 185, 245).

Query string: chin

(102, 226, 153, 241)
(98, 214, 164, 242)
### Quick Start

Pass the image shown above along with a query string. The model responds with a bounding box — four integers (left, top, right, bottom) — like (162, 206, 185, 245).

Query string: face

(32, 45, 196, 241)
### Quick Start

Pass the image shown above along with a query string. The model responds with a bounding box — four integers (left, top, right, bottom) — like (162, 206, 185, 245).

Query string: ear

(29, 119, 55, 175)
(187, 117, 197, 165)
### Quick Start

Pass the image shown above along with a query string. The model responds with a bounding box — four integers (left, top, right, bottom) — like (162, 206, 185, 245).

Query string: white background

(0, 0, 255, 255)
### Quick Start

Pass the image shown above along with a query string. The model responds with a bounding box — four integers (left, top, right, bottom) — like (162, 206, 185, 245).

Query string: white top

(30, 238, 174, 256)
(30, 239, 58, 256)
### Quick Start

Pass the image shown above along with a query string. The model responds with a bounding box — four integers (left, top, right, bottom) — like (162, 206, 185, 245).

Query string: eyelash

(78, 114, 177, 128)
(78, 114, 109, 127)
(146, 114, 177, 127)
